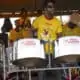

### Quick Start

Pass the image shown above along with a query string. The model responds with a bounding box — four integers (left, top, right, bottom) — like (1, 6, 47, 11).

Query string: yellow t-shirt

(9, 17, 32, 41)
(9, 28, 33, 42)
(32, 15, 62, 41)
(22, 28, 33, 38)
(9, 29, 18, 41)
(18, 17, 33, 38)
(63, 24, 80, 36)
(9, 28, 24, 41)
(32, 15, 62, 54)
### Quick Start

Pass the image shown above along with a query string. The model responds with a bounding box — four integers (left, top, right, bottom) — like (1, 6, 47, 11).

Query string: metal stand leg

(29, 70, 32, 80)
(61, 64, 68, 78)
(48, 41, 51, 68)
(3, 45, 6, 80)
(48, 53, 51, 68)
(69, 68, 71, 80)
(6, 47, 10, 73)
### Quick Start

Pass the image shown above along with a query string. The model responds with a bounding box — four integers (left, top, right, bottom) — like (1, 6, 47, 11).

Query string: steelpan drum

(55, 36, 80, 63)
(12, 38, 45, 68)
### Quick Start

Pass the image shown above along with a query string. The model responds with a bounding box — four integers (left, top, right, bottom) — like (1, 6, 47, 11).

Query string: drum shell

(12, 38, 45, 67)
(55, 36, 80, 62)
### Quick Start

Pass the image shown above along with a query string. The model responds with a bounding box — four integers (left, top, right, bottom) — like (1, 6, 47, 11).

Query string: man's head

(20, 8, 27, 18)
(44, 0, 55, 19)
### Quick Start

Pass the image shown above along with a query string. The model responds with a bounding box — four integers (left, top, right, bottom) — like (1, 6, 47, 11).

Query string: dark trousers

(38, 54, 63, 80)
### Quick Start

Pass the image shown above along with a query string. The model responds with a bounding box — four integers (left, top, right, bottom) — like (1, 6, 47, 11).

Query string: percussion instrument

(12, 38, 45, 68)
(55, 36, 80, 63)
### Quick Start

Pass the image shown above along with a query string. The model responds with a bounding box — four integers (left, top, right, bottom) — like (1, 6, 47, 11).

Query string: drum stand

(48, 40, 51, 68)
(43, 40, 51, 68)
(7, 39, 74, 80)
(29, 69, 32, 80)
(2, 45, 6, 80)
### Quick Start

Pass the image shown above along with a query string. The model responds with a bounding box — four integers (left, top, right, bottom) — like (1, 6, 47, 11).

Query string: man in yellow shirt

(62, 15, 80, 79)
(32, 15, 62, 41)
(32, 0, 62, 66)
(9, 17, 33, 43)
(9, 19, 20, 42)
(32, 0, 63, 80)
(63, 22, 80, 36)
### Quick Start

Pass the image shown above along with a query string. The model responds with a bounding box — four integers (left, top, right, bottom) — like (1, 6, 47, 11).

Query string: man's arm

(32, 17, 39, 38)
(56, 21, 63, 40)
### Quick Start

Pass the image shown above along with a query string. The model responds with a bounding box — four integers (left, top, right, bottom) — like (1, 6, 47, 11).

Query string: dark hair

(43, 0, 55, 8)
(1, 18, 12, 32)
(20, 8, 27, 16)
(68, 22, 77, 29)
